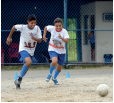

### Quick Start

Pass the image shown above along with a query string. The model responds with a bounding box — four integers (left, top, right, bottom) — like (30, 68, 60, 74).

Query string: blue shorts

(49, 51, 65, 65)
(90, 43, 95, 50)
(19, 50, 33, 63)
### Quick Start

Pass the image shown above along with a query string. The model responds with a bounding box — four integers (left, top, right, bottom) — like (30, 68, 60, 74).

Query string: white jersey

(15, 24, 42, 56)
(47, 25, 69, 54)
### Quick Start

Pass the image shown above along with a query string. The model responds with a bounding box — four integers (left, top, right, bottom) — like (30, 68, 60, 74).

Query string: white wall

(95, 1, 113, 62)
(81, 2, 95, 62)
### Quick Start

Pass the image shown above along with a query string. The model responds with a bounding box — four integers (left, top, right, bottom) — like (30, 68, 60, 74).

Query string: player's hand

(30, 33, 35, 40)
(6, 37, 12, 45)
(58, 34, 62, 39)
(43, 36, 48, 42)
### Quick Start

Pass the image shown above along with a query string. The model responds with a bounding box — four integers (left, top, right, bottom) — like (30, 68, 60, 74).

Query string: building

(81, 1, 113, 62)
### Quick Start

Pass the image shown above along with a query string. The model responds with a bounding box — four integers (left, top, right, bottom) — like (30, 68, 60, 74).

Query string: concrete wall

(95, 1, 113, 62)
(81, 1, 113, 62)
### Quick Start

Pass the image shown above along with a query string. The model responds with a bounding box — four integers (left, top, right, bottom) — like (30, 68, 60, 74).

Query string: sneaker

(14, 79, 21, 89)
(52, 77, 59, 85)
(46, 74, 52, 82)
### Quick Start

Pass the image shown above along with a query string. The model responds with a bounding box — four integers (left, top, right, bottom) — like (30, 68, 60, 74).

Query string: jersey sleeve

(36, 26, 42, 38)
(47, 25, 54, 32)
(15, 25, 23, 31)
(64, 29, 69, 39)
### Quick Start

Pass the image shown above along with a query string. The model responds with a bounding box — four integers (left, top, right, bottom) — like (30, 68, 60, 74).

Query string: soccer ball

(97, 84, 109, 97)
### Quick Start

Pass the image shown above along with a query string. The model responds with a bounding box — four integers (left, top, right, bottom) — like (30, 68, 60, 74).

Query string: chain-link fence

(1, 0, 113, 66)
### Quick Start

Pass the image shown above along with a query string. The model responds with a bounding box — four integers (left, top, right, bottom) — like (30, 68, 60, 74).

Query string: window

(84, 15, 89, 45)
(103, 13, 113, 21)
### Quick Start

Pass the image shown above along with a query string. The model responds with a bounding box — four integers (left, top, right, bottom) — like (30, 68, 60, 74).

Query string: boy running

(43, 18, 69, 85)
(6, 14, 42, 89)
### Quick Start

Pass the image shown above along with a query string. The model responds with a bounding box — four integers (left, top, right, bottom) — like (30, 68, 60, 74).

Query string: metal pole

(64, 0, 68, 67)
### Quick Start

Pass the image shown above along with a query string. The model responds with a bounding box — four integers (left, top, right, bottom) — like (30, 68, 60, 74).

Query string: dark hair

(54, 18, 63, 24)
(27, 14, 37, 21)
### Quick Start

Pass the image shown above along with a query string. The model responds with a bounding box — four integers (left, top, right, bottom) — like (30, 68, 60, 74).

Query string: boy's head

(54, 18, 63, 32)
(27, 14, 37, 29)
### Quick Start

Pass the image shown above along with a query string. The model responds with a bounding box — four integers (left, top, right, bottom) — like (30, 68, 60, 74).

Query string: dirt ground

(1, 66, 113, 102)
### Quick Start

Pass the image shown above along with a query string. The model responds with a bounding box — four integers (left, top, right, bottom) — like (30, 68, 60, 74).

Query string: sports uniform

(46, 25, 69, 84)
(14, 24, 42, 88)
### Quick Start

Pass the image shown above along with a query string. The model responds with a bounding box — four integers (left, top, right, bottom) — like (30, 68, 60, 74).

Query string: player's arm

(58, 34, 69, 44)
(30, 33, 42, 43)
(43, 26, 48, 42)
(6, 25, 16, 45)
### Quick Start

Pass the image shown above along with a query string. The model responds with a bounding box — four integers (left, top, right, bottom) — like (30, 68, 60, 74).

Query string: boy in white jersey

(6, 14, 42, 89)
(43, 18, 69, 85)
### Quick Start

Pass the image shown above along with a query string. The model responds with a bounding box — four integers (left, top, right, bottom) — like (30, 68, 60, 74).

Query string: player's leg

(93, 43, 95, 61)
(50, 57, 57, 73)
(93, 49, 95, 61)
(52, 54, 65, 85)
(46, 51, 58, 82)
(91, 48, 93, 61)
(91, 43, 95, 61)
(19, 57, 32, 78)
(52, 64, 62, 85)
(14, 50, 32, 89)
(91, 44, 94, 61)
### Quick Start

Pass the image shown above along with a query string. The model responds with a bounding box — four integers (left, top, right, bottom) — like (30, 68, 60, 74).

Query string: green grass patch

(1, 64, 112, 71)
(67, 18, 77, 62)
(1, 66, 23, 70)
(62, 18, 77, 62)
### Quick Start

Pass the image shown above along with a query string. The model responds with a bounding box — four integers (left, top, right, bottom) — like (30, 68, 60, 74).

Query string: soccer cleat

(46, 74, 52, 82)
(52, 77, 59, 85)
(14, 79, 21, 89)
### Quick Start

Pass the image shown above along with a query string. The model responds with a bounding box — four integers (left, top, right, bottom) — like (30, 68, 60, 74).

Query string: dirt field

(1, 66, 113, 102)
